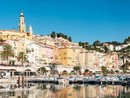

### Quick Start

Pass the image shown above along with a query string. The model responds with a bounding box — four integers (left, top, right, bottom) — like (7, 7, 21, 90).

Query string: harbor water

(0, 83, 130, 98)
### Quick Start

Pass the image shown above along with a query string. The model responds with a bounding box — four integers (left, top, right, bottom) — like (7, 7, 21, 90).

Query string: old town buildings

(0, 11, 123, 73)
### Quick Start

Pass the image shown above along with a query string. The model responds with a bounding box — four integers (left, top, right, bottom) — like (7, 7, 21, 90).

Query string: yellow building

(0, 11, 33, 40)
(58, 47, 78, 67)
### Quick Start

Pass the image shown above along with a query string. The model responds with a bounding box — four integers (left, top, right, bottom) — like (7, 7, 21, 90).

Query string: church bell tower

(18, 11, 26, 32)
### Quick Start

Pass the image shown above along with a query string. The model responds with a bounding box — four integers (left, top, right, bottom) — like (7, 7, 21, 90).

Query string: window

(14, 47, 17, 49)
(68, 57, 72, 59)
(73, 49, 75, 52)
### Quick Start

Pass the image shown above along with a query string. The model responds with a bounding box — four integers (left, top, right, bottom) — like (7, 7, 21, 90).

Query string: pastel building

(85, 51, 96, 69)
(34, 35, 57, 63)
(55, 37, 81, 66)
(26, 39, 54, 67)
(42, 44, 54, 64)
(26, 42, 43, 67)
(105, 52, 119, 70)
(78, 48, 88, 67)
(98, 52, 106, 67)
(58, 47, 80, 67)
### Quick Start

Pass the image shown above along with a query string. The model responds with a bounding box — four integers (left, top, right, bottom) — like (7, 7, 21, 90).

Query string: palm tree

(17, 52, 27, 66)
(17, 52, 27, 88)
(1, 44, 14, 65)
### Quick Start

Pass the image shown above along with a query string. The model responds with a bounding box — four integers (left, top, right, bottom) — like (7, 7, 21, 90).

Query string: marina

(25, 75, 130, 86)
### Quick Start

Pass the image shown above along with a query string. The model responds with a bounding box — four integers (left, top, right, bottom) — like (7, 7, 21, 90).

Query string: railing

(0, 65, 36, 71)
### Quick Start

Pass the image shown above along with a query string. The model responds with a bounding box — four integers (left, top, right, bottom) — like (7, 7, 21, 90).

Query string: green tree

(57, 33, 60, 38)
(123, 39, 128, 44)
(84, 42, 89, 47)
(79, 41, 89, 48)
(0, 38, 6, 42)
(84, 69, 89, 75)
(111, 41, 122, 46)
(64, 35, 68, 39)
(37, 67, 47, 75)
(78, 41, 82, 46)
(73, 66, 81, 75)
(84, 69, 89, 73)
(61, 33, 65, 38)
(17, 52, 27, 66)
(1, 44, 14, 64)
(68, 36, 72, 42)
(59, 33, 63, 37)
(57, 33, 63, 38)
(101, 66, 109, 76)
(51, 31, 56, 38)
(93, 40, 100, 46)
(123, 36, 130, 44)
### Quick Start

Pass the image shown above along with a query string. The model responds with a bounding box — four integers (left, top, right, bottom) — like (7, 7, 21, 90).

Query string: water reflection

(1, 83, 130, 98)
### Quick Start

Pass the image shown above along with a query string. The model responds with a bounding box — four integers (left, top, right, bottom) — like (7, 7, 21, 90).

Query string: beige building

(33, 35, 57, 64)
(78, 48, 88, 67)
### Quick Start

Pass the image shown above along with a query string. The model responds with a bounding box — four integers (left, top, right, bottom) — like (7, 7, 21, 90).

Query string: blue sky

(0, 0, 130, 44)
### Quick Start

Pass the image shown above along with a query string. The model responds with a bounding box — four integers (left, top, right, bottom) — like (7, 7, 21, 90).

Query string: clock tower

(18, 11, 26, 32)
